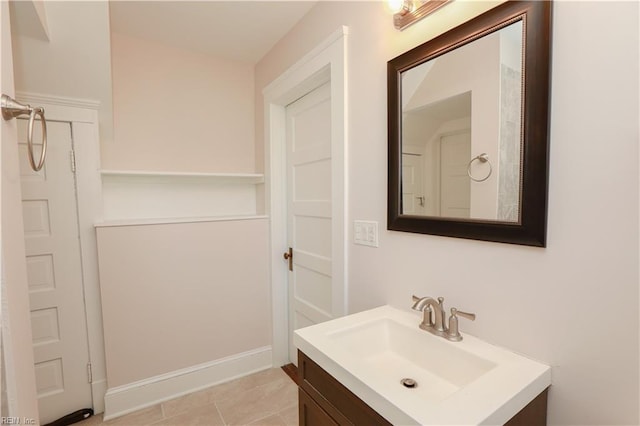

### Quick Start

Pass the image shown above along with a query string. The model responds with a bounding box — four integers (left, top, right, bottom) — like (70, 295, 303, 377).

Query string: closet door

(19, 119, 92, 424)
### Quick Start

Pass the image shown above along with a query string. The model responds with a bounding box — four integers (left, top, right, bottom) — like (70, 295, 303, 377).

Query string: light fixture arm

(393, 0, 453, 31)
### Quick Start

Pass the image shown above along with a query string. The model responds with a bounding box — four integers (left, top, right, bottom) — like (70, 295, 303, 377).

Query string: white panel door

(286, 82, 333, 363)
(18, 119, 92, 424)
(439, 131, 471, 218)
(402, 154, 425, 214)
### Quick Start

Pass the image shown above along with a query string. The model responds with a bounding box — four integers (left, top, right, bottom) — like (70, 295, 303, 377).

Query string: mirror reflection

(401, 21, 523, 222)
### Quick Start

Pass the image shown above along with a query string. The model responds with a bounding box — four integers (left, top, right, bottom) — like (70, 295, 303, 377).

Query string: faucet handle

(452, 308, 475, 321)
(411, 295, 423, 310)
(446, 308, 475, 341)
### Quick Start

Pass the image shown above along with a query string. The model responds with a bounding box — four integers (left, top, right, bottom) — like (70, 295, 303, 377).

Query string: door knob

(283, 247, 293, 271)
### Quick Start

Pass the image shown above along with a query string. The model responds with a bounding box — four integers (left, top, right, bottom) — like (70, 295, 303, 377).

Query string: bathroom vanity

(294, 306, 551, 425)
(298, 350, 548, 425)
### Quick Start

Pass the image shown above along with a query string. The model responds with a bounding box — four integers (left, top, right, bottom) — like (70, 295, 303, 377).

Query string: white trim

(263, 28, 347, 99)
(100, 170, 264, 183)
(15, 93, 107, 415)
(264, 26, 349, 367)
(16, 91, 100, 111)
(102, 346, 273, 421)
(95, 215, 269, 228)
(91, 380, 107, 415)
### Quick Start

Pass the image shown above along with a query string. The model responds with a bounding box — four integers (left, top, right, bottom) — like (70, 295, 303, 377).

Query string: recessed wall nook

(99, 170, 265, 225)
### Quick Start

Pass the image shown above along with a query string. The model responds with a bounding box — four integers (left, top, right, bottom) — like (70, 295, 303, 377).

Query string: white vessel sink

(294, 305, 551, 425)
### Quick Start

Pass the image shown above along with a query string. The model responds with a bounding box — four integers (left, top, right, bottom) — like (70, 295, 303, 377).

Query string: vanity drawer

(298, 351, 392, 426)
(299, 387, 338, 426)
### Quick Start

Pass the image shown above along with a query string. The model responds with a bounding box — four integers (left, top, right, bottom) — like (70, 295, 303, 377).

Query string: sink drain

(400, 378, 418, 388)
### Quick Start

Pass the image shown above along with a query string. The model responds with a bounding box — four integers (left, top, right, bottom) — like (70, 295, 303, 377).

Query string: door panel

(402, 153, 425, 214)
(439, 131, 471, 218)
(286, 82, 333, 363)
(18, 119, 92, 424)
(294, 159, 331, 200)
(294, 268, 332, 314)
(295, 216, 332, 257)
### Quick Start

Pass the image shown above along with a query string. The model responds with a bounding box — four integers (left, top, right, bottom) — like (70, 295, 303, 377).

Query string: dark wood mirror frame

(388, 1, 552, 247)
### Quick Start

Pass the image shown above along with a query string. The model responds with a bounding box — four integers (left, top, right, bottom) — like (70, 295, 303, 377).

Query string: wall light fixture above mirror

(391, 0, 453, 31)
(388, 1, 552, 247)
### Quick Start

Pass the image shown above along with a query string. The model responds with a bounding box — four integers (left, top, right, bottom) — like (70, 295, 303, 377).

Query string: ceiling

(109, 1, 317, 64)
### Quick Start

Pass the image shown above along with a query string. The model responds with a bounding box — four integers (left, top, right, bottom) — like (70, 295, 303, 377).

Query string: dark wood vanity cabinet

(298, 351, 392, 425)
(297, 350, 549, 426)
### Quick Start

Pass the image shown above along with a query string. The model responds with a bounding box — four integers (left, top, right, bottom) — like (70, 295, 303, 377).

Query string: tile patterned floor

(80, 368, 298, 426)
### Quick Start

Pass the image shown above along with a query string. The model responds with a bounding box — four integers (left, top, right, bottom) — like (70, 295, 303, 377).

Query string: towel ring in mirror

(467, 153, 492, 183)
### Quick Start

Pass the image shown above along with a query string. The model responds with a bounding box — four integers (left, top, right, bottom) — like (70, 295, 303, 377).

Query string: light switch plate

(354, 220, 379, 247)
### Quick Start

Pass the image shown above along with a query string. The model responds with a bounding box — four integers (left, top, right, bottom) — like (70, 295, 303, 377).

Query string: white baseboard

(102, 346, 272, 421)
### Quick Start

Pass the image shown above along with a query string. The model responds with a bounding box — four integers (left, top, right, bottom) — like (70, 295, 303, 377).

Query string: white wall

(256, 1, 639, 425)
(110, 33, 255, 173)
(404, 32, 501, 219)
(418, 32, 500, 219)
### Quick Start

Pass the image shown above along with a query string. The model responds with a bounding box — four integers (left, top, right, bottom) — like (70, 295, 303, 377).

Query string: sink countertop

(294, 305, 551, 425)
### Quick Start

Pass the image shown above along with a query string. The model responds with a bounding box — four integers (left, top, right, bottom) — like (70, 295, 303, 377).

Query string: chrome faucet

(411, 295, 475, 341)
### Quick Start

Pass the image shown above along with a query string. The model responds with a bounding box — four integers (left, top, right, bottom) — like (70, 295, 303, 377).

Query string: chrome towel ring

(1, 94, 48, 171)
(467, 153, 492, 182)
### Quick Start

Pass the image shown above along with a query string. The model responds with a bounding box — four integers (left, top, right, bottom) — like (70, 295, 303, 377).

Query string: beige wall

(11, 2, 258, 174)
(256, 2, 639, 425)
(101, 34, 264, 387)
(11, 1, 113, 157)
(96, 219, 270, 387)
(110, 33, 255, 173)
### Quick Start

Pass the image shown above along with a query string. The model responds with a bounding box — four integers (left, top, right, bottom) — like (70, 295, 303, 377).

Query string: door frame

(263, 26, 348, 367)
(16, 92, 106, 414)
(1, 1, 39, 418)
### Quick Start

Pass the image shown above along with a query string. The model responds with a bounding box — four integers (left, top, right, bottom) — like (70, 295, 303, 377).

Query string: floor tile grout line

(214, 400, 228, 426)
(244, 410, 287, 426)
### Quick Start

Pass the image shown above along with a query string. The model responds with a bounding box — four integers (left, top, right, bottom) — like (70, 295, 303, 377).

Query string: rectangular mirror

(388, 1, 551, 246)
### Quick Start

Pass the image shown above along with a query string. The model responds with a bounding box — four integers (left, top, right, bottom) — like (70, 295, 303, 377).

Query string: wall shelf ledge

(100, 170, 264, 184)
(95, 215, 268, 228)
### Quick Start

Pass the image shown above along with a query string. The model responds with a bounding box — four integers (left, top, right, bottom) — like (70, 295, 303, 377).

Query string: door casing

(16, 93, 106, 415)
(263, 26, 348, 367)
